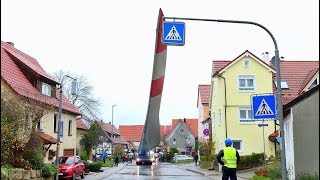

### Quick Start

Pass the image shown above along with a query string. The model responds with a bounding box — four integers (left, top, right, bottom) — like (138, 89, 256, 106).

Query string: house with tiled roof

(209, 50, 319, 160)
(76, 118, 88, 155)
(94, 121, 128, 155)
(1, 41, 81, 162)
(119, 125, 172, 152)
(166, 119, 197, 156)
(210, 50, 277, 158)
(197, 85, 211, 141)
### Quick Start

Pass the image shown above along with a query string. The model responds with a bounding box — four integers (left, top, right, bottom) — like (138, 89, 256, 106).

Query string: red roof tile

(76, 119, 88, 130)
(198, 85, 210, 104)
(36, 131, 58, 144)
(119, 125, 172, 142)
(172, 118, 198, 137)
(1, 41, 81, 115)
(119, 125, 144, 142)
(97, 121, 120, 135)
(272, 61, 319, 104)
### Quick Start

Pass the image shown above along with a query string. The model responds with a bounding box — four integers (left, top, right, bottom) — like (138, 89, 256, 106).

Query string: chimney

(6, 42, 14, 46)
(183, 118, 186, 123)
(262, 52, 269, 63)
(109, 122, 111, 124)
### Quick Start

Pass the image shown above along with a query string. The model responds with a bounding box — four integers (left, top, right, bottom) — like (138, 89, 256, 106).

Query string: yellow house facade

(1, 41, 81, 163)
(210, 50, 277, 158)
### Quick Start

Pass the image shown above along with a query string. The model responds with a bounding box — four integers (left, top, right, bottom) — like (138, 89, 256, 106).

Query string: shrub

(1, 167, 9, 180)
(297, 172, 319, 180)
(100, 159, 112, 167)
(251, 176, 272, 180)
(255, 167, 269, 177)
(80, 151, 88, 161)
(23, 132, 44, 170)
(88, 161, 103, 172)
(265, 161, 281, 179)
(41, 163, 58, 177)
(28, 155, 44, 170)
(177, 159, 193, 164)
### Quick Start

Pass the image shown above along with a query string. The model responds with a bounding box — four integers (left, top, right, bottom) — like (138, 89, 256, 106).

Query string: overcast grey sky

(2, 0, 319, 128)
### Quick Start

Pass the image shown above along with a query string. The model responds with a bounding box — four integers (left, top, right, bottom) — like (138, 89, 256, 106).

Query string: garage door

(63, 149, 74, 156)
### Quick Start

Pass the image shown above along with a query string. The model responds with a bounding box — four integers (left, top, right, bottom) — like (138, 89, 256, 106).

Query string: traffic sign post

(252, 94, 276, 120)
(258, 121, 268, 165)
(162, 21, 185, 46)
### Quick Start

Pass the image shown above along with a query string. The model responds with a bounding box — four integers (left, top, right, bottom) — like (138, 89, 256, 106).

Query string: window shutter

(37, 80, 42, 92)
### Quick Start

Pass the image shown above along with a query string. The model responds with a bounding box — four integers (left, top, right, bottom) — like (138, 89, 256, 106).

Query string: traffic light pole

(163, 16, 287, 179)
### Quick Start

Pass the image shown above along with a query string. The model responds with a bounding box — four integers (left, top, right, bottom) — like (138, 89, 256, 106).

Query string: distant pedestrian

(217, 138, 240, 180)
(193, 153, 199, 166)
(114, 155, 119, 166)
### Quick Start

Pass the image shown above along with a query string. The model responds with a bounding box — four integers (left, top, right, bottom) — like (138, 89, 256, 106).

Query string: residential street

(83, 161, 256, 180)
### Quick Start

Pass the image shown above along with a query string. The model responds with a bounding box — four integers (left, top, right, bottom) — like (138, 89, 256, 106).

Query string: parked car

(173, 155, 193, 162)
(58, 156, 85, 179)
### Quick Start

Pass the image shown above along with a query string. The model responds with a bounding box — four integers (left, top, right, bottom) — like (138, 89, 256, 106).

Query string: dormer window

(274, 80, 289, 89)
(41, 82, 52, 96)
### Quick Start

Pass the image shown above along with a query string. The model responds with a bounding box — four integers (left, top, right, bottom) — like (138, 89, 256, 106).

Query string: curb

(185, 168, 205, 176)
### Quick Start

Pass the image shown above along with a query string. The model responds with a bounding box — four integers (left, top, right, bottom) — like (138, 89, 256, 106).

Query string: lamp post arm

(164, 16, 286, 179)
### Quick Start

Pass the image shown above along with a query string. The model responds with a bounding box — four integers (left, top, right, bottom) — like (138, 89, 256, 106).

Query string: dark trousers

(222, 166, 237, 180)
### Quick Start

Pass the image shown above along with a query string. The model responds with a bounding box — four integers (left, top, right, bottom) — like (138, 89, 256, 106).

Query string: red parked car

(58, 156, 85, 179)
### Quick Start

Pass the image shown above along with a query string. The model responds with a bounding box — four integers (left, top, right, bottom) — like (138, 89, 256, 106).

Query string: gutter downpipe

(216, 74, 227, 139)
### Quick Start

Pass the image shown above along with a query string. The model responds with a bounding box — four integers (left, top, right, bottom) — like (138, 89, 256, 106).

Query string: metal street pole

(111, 105, 117, 156)
(55, 75, 77, 180)
(263, 120, 266, 165)
(163, 16, 287, 179)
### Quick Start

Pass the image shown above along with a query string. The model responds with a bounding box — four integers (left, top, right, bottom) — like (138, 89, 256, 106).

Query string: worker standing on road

(217, 138, 240, 180)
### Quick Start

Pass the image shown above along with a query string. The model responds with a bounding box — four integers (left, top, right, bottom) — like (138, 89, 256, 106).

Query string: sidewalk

(177, 163, 257, 180)
(84, 162, 128, 180)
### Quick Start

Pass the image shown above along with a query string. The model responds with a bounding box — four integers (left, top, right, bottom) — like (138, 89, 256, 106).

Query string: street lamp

(55, 75, 78, 180)
(111, 105, 117, 155)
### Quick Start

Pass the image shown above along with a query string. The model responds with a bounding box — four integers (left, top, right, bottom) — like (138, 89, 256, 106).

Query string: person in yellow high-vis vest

(217, 138, 241, 180)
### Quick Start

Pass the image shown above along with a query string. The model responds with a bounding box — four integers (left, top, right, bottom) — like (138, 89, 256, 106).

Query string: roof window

(274, 80, 289, 89)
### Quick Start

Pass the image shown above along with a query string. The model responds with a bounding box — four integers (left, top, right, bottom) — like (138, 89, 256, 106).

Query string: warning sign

(252, 94, 276, 120)
(162, 21, 185, 46)
(255, 99, 274, 116)
(164, 26, 181, 40)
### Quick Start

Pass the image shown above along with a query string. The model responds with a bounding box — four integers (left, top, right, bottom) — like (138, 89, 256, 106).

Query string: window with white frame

(232, 140, 243, 151)
(41, 82, 52, 96)
(239, 107, 254, 123)
(238, 75, 255, 91)
(212, 112, 215, 128)
(218, 109, 222, 126)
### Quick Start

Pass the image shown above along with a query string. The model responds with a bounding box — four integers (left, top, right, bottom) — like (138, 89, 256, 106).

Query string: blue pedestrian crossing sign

(162, 21, 185, 46)
(251, 94, 276, 120)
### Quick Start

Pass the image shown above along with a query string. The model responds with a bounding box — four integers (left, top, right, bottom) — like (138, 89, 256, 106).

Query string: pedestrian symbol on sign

(252, 94, 276, 120)
(256, 98, 274, 116)
(164, 26, 182, 40)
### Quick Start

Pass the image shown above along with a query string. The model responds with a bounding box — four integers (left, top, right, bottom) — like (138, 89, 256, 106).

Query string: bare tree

(52, 70, 102, 121)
